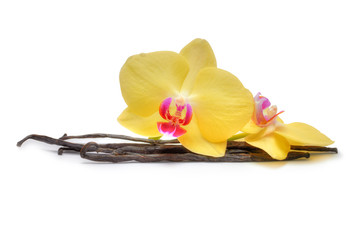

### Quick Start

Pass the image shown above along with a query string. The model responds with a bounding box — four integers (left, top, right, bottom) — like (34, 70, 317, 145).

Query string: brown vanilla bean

(79, 142, 310, 163)
(291, 145, 338, 153)
(112, 145, 190, 155)
(17, 133, 337, 163)
(60, 133, 179, 145)
(17, 134, 84, 150)
(59, 133, 339, 153)
(58, 147, 78, 155)
(18, 134, 170, 152)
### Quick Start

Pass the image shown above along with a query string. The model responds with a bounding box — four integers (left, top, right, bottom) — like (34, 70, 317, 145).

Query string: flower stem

(148, 136, 162, 140)
(228, 132, 248, 141)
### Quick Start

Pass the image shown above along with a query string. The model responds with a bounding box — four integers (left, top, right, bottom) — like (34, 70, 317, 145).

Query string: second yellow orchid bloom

(118, 39, 254, 157)
(241, 93, 334, 160)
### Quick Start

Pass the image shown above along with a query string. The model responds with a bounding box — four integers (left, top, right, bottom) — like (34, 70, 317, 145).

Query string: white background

(1, 0, 359, 239)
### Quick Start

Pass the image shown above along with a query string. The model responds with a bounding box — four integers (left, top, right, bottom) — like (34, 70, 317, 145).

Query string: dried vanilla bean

(17, 133, 337, 163)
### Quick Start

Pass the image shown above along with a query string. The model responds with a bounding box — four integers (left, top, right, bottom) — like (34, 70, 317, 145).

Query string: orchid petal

(275, 122, 334, 146)
(117, 108, 162, 137)
(179, 39, 217, 95)
(189, 67, 254, 143)
(245, 132, 290, 160)
(241, 119, 263, 134)
(178, 115, 227, 157)
(120, 51, 189, 117)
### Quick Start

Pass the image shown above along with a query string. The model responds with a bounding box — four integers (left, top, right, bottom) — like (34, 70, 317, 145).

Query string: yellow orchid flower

(117, 39, 254, 157)
(240, 92, 334, 160)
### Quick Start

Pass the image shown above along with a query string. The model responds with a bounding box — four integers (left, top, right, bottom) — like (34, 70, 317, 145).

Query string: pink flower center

(157, 97, 193, 137)
(253, 92, 284, 127)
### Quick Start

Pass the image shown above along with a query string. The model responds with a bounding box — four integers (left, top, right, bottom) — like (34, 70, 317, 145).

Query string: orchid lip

(157, 97, 193, 137)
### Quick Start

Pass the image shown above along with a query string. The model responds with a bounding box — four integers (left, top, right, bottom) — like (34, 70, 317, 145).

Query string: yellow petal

(117, 108, 163, 137)
(241, 119, 263, 134)
(179, 39, 217, 95)
(242, 115, 284, 135)
(120, 51, 189, 117)
(178, 114, 227, 157)
(245, 132, 290, 160)
(275, 122, 334, 146)
(189, 67, 254, 143)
